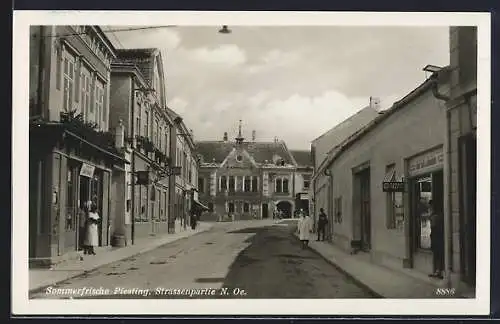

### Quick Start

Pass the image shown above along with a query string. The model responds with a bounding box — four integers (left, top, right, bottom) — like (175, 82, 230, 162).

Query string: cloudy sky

(107, 25, 449, 150)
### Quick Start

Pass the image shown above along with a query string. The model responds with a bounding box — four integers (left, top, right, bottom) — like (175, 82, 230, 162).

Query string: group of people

(296, 208, 329, 249)
(78, 201, 100, 255)
(297, 202, 445, 281)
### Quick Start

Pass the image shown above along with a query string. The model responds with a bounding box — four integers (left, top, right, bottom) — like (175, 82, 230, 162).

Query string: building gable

(221, 147, 258, 169)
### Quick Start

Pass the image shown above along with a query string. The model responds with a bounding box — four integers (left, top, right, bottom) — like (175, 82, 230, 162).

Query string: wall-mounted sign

(80, 163, 95, 178)
(382, 181, 405, 192)
(408, 148, 444, 176)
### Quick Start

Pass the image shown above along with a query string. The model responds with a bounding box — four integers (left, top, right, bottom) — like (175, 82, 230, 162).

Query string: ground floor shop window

(228, 202, 235, 213)
(243, 202, 250, 212)
(411, 170, 444, 250)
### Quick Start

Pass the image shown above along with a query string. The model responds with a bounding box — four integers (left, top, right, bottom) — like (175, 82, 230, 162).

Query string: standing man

(317, 208, 328, 241)
(428, 199, 445, 279)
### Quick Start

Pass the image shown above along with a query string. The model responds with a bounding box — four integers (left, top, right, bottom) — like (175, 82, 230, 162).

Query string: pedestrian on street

(317, 208, 328, 241)
(191, 210, 198, 230)
(78, 202, 88, 253)
(297, 210, 313, 249)
(428, 199, 445, 279)
(84, 203, 100, 255)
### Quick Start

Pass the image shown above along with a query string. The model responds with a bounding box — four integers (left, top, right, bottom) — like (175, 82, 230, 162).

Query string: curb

(29, 225, 213, 296)
(293, 233, 383, 298)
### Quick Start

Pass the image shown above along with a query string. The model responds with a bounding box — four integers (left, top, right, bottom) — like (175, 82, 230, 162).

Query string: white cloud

(188, 44, 247, 67)
(246, 49, 301, 74)
(117, 28, 181, 50)
(168, 97, 189, 115)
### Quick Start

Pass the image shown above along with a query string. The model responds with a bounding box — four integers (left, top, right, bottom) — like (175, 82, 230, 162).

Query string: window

(62, 53, 75, 112)
(65, 165, 76, 231)
(164, 130, 169, 154)
(80, 68, 91, 119)
(228, 202, 235, 213)
(334, 196, 342, 223)
(413, 171, 443, 250)
(283, 179, 289, 193)
(385, 164, 397, 229)
(304, 180, 310, 190)
(236, 155, 243, 162)
(276, 178, 282, 192)
(244, 177, 251, 192)
(94, 81, 104, 127)
(229, 176, 235, 192)
(144, 110, 149, 138)
(153, 118, 158, 147)
(252, 176, 258, 192)
(243, 202, 250, 213)
(136, 116, 140, 137)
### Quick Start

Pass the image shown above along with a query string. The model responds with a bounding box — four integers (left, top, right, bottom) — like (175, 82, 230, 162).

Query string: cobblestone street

(30, 221, 376, 299)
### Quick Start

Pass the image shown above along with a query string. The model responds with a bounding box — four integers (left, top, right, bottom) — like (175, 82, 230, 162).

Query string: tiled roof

(195, 141, 296, 165)
(114, 48, 158, 85)
(311, 105, 379, 169)
(290, 150, 313, 167)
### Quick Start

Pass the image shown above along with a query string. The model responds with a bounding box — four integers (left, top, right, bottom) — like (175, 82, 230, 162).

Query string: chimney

(115, 119, 125, 149)
(252, 130, 256, 142)
(369, 96, 383, 113)
(223, 132, 228, 142)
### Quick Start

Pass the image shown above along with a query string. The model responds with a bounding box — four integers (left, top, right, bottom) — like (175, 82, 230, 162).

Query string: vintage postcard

(12, 10, 491, 316)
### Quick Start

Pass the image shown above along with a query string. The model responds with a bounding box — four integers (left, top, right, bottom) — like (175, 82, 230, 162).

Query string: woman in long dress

(297, 211, 313, 249)
(84, 204, 100, 255)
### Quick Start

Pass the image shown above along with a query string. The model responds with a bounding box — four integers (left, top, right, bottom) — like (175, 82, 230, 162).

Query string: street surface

(30, 220, 377, 299)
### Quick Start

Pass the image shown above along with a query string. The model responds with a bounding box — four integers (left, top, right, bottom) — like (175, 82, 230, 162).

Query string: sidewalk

(29, 222, 214, 293)
(295, 233, 472, 298)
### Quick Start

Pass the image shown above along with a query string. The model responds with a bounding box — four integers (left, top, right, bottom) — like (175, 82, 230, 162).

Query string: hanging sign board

(80, 163, 95, 178)
(382, 181, 405, 192)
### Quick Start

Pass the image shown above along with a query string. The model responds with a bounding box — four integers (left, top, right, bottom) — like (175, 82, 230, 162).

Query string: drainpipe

(431, 75, 453, 289)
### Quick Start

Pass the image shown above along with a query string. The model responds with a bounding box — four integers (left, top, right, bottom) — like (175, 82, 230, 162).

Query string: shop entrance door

(63, 162, 79, 253)
(262, 203, 268, 219)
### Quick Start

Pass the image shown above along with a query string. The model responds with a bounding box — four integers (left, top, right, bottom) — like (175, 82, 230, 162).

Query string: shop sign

(80, 163, 95, 178)
(383, 181, 405, 192)
(300, 193, 309, 200)
(408, 148, 444, 176)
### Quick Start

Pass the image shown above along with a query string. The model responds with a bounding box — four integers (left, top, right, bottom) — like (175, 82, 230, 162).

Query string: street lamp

(219, 25, 232, 34)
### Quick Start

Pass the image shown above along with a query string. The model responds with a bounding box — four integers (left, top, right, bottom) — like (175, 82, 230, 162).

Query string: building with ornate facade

(29, 25, 127, 267)
(109, 48, 174, 245)
(109, 48, 201, 244)
(196, 122, 312, 221)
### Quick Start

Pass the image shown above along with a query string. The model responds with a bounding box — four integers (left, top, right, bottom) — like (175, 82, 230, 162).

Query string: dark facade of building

(29, 26, 125, 267)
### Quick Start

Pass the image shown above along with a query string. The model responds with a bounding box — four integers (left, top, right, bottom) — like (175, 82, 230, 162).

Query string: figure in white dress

(297, 211, 313, 249)
(84, 203, 100, 255)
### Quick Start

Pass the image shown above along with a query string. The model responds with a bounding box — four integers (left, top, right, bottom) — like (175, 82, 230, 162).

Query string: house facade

(29, 25, 126, 267)
(109, 48, 174, 245)
(165, 107, 201, 232)
(196, 123, 312, 221)
(439, 26, 477, 292)
(311, 104, 379, 235)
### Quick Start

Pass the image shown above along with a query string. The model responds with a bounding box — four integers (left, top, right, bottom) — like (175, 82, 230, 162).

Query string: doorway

(64, 162, 79, 253)
(409, 170, 444, 272)
(262, 203, 269, 219)
(358, 168, 371, 251)
(276, 201, 292, 219)
(459, 134, 476, 286)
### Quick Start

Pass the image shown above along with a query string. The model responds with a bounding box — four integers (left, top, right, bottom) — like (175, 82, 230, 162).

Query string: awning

(383, 165, 396, 182)
(193, 199, 210, 211)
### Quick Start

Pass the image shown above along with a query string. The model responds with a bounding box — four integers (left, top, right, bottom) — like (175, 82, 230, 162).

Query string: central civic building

(195, 122, 312, 221)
